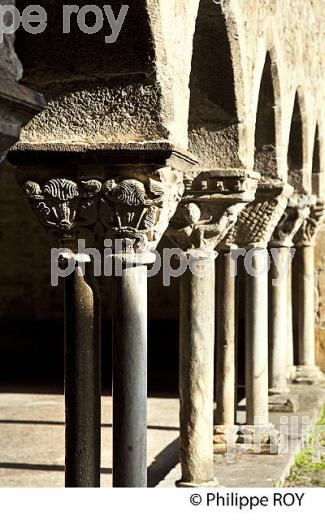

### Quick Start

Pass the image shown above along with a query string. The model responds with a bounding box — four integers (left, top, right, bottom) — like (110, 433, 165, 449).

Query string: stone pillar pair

(213, 181, 293, 453)
(266, 195, 315, 411)
(167, 169, 260, 485)
(291, 199, 325, 383)
(14, 146, 193, 487)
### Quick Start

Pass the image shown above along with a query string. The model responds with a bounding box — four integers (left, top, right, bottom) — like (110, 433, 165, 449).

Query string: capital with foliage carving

(167, 169, 260, 253)
(22, 177, 102, 249)
(100, 167, 184, 254)
(270, 194, 313, 248)
(294, 198, 325, 247)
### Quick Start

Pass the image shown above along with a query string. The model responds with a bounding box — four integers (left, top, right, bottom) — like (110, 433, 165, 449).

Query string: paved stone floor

(1, 384, 325, 488)
(0, 393, 180, 487)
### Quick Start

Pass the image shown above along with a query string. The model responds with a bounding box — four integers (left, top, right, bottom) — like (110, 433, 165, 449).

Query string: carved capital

(270, 194, 313, 248)
(167, 169, 260, 252)
(100, 167, 184, 254)
(14, 145, 197, 257)
(294, 198, 325, 247)
(221, 182, 294, 249)
(22, 178, 102, 248)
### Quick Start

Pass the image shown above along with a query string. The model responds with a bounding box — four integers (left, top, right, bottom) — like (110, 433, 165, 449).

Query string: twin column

(289, 198, 324, 383)
(18, 160, 187, 488)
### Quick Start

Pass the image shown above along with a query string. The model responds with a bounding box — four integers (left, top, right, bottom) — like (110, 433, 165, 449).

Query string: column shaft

(215, 252, 236, 425)
(287, 262, 294, 370)
(179, 256, 215, 485)
(245, 249, 269, 425)
(269, 247, 289, 392)
(297, 245, 316, 366)
(112, 264, 147, 488)
(65, 265, 101, 487)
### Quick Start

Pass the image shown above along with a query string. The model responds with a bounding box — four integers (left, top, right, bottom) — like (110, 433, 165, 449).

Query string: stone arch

(187, 0, 246, 169)
(253, 50, 281, 180)
(287, 89, 308, 192)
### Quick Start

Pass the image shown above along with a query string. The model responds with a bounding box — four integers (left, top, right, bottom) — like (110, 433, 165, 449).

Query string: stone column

(267, 246, 299, 412)
(100, 165, 186, 487)
(168, 168, 260, 480)
(245, 247, 269, 425)
(20, 177, 103, 487)
(293, 200, 325, 383)
(297, 245, 315, 366)
(266, 196, 309, 411)
(268, 247, 290, 394)
(213, 248, 238, 453)
(215, 250, 236, 425)
(287, 262, 295, 377)
(64, 261, 101, 487)
(179, 250, 216, 486)
(13, 147, 193, 489)
(222, 182, 293, 452)
(112, 258, 151, 488)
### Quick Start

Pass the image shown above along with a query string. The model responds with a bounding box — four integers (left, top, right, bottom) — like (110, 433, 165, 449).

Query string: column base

(268, 389, 299, 413)
(292, 365, 325, 385)
(213, 425, 238, 455)
(213, 424, 280, 455)
(286, 365, 296, 381)
(176, 478, 219, 488)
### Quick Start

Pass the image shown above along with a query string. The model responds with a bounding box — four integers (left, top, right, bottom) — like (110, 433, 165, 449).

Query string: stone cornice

(10, 141, 197, 167)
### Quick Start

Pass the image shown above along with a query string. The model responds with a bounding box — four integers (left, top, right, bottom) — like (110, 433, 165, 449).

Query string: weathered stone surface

(0, 1, 45, 161)
(178, 254, 217, 486)
(315, 223, 325, 371)
(268, 393, 299, 413)
(14, 0, 325, 177)
(168, 169, 259, 252)
(213, 424, 281, 455)
(0, 1, 22, 83)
